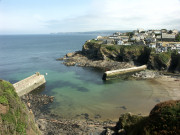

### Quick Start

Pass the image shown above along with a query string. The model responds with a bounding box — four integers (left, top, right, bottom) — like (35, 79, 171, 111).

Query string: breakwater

(13, 72, 46, 96)
(102, 65, 147, 80)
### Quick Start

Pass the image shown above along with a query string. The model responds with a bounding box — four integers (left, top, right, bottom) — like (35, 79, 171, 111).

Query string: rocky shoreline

(21, 93, 180, 135)
(21, 93, 116, 135)
(58, 51, 167, 80)
(57, 51, 134, 71)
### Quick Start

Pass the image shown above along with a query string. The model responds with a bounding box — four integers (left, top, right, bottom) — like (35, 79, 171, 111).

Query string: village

(96, 29, 180, 53)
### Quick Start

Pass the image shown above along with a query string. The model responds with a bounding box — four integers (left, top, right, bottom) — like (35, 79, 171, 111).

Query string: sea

(0, 32, 172, 121)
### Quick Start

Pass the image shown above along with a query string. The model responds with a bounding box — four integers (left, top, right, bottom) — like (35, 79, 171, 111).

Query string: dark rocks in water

(81, 113, 89, 120)
(21, 94, 116, 134)
(21, 94, 54, 117)
(56, 57, 64, 61)
(66, 52, 75, 57)
(62, 51, 134, 71)
(132, 70, 161, 79)
(94, 114, 101, 119)
(120, 106, 127, 110)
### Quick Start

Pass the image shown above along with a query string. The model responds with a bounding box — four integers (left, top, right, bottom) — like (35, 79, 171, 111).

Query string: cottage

(161, 33, 175, 41)
(96, 36, 103, 40)
(148, 43, 156, 48)
(131, 36, 140, 41)
(172, 29, 179, 35)
(103, 39, 114, 44)
(109, 35, 119, 39)
(133, 30, 139, 36)
(176, 44, 180, 51)
(117, 40, 124, 45)
(123, 42, 132, 46)
(137, 28, 144, 33)
(161, 29, 167, 33)
(113, 32, 121, 36)
(171, 46, 177, 50)
(154, 30, 161, 35)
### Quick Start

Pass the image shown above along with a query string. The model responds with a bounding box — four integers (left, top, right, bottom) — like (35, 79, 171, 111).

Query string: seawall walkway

(102, 65, 147, 80)
(13, 72, 46, 96)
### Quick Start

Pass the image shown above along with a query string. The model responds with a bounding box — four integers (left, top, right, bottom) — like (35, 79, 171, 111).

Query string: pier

(13, 72, 46, 96)
(102, 65, 147, 80)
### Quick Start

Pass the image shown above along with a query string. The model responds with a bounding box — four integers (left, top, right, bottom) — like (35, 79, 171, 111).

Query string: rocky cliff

(82, 40, 180, 72)
(0, 80, 41, 135)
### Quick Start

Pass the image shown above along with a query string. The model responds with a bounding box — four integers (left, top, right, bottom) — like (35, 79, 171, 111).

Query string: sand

(153, 75, 180, 100)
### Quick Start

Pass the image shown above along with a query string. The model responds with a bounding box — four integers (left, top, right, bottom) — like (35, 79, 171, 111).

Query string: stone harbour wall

(13, 72, 46, 96)
(103, 65, 147, 80)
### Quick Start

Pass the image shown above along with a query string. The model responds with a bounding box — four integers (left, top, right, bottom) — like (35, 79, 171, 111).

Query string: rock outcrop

(60, 40, 180, 73)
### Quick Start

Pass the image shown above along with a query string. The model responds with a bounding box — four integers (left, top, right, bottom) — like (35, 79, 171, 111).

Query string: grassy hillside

(0, 80, 41, 135)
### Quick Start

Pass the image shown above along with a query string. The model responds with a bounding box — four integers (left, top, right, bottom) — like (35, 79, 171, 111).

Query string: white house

(148, 43, 156, 48)
(117, 40, 124, 45)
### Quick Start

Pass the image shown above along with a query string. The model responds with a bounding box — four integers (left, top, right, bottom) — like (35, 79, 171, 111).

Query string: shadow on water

(102, 71, 142, 84)
(29, 84, 46, 95)
(46, 80, 89, 94)
(74, 67, 104, 85)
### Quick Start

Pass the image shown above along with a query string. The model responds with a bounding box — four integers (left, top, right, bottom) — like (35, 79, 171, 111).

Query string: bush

(106, 45, 117, 51)
(0, 95, 8, 105)
(158, 52, 171, 65)
(175, 34, 180, 41)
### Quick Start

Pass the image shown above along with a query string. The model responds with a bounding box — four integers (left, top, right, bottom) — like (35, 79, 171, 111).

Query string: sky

(0, 0, 180, 34)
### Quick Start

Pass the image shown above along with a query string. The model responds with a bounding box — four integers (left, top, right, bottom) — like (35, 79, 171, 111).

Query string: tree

(175, 34, 180, 42)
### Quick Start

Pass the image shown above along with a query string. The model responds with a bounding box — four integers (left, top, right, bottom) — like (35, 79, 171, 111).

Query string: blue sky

(0, 0, 180, 34)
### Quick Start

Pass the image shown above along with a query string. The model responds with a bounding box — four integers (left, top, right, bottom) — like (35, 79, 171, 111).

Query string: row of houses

(96, 29, 180, 53)
(149, 42, 180, 53)
(97, 29, 179, 46)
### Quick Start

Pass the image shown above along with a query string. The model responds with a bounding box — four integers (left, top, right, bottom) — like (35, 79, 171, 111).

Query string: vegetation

(157, 52, 171, 65)
(114, 100, 180, 135)
(105, 45, 121, 51)
(126, 32, 134, 37)
(83, 41, 180, 72)
(175, 34, 180, 41)
(0, 95, 8, 105)
(0, 80, 41, 135)
(143, 100, 180, 135)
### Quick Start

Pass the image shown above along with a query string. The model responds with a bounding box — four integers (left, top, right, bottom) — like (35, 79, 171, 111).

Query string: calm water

(0, 34, 172, 121)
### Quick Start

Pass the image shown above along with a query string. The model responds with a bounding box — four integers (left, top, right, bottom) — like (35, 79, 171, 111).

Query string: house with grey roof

(161, 33, 176, 41)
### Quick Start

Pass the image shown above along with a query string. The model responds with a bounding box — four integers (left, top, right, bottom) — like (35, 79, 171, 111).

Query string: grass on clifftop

(0, 80, 41, 135)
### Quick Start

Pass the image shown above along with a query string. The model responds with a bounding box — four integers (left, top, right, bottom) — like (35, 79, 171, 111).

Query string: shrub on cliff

(148, 52, 171, 70)
(111, 100, 180, 135)
(175, 34, 180, 41)
(0, 80, 41, 135)
(143, 100, 180, 135)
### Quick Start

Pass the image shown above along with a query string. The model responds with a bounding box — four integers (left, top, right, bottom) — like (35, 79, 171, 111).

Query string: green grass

(16, 122, 27, 134)
(105, 45, 120, 51)
(158, 52, 171, 64)
(0, 95, 8, 105)
(0, 80, 40, 135)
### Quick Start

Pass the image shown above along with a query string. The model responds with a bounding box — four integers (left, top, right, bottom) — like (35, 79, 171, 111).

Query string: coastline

(31, 51, 179, 134)
(57, 51, 134, 71)
(21, 93, 116, 134)
(150, 75, 180, 100)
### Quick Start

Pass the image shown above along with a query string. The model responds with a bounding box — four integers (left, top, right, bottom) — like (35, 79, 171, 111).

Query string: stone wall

(13, 72, 46, 96)
(103, 65, 147, 80)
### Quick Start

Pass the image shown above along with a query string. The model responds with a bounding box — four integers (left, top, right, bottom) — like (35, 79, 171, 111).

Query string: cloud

(1, 0, 180, 34)
(44, 0, 180, 32)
